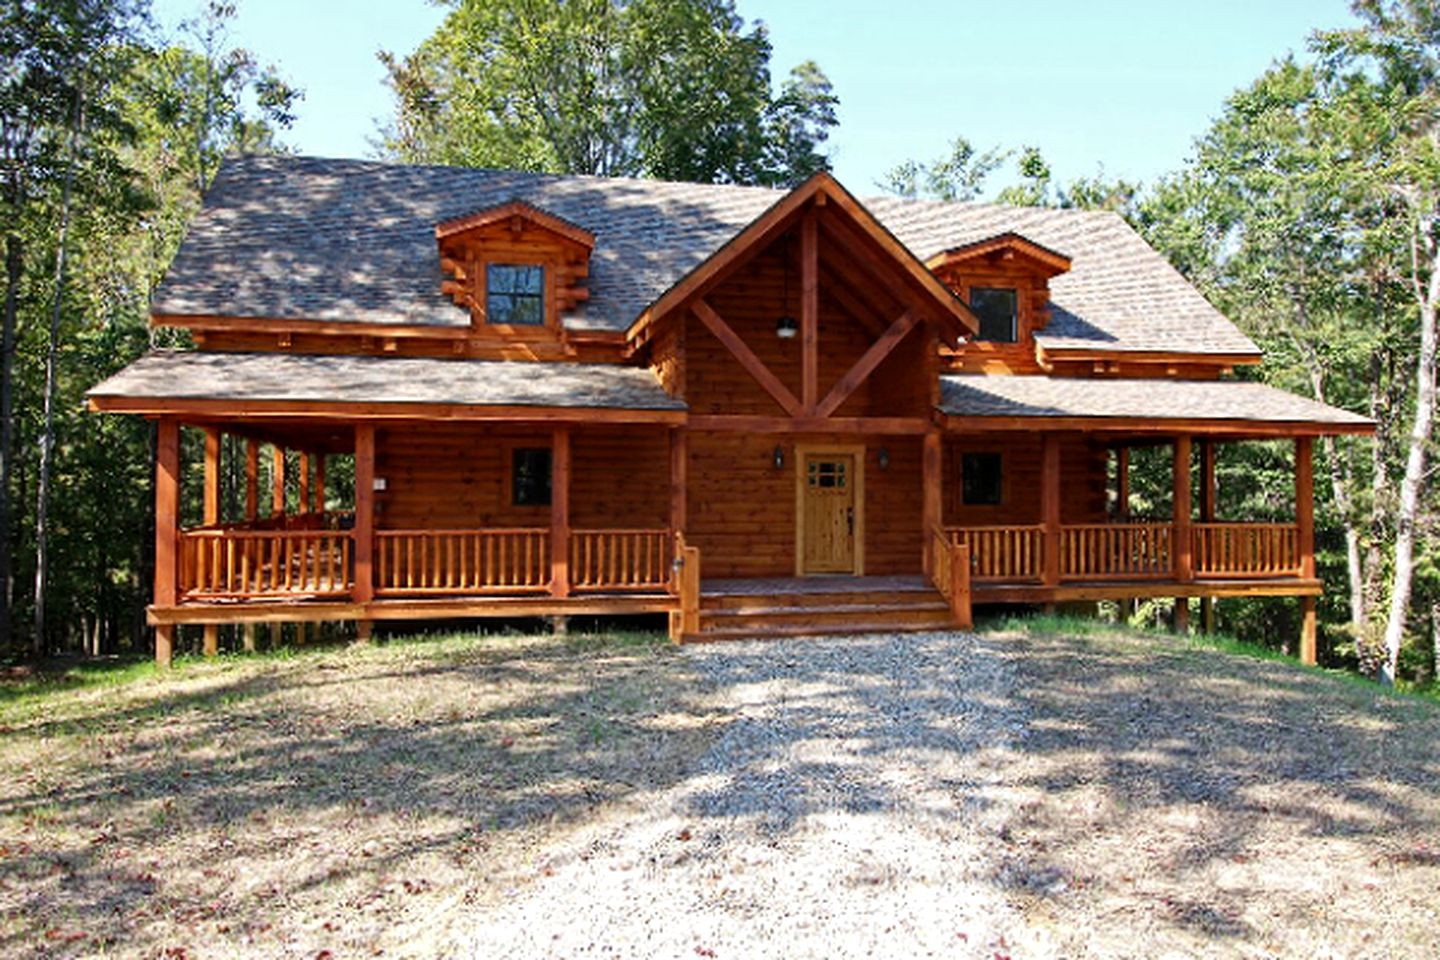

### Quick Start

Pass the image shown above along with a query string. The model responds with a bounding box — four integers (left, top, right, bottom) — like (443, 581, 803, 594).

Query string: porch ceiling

(937, 374, 1374, 437)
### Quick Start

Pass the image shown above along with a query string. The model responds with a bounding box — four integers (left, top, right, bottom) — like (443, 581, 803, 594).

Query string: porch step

(693, 579, 958, 641)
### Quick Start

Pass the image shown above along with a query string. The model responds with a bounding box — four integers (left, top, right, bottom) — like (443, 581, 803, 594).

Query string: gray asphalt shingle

(153, 155, 1259, 357)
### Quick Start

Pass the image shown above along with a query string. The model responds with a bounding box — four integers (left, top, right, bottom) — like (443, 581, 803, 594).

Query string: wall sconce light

(772, 445, 785, 470)
(776, 315, 798, 339)
(877, 447, 890, 471)
(373, 477, 388, 492)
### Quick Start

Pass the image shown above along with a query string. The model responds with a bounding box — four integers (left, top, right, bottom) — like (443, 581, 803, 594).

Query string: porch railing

(1061, 523, 1173, 580)
(946, 525, 1043, 582)
(946, 520, 1302, 584)
(1192, 522, 1300, 578)
(375, 528, 551, 595)
(179, 528, 353, 599)
(570, 529, 673, 592)
(930, 525, 973, 628)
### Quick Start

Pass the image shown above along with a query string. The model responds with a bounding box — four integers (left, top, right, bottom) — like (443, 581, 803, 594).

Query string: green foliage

(378, 0, 836, 186)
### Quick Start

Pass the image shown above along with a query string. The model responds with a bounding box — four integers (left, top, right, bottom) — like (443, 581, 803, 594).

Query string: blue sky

(149, 0, 1358, 195)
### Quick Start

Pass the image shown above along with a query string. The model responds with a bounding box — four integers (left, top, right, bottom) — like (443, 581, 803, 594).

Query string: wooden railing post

(353, 425, 375, 605)
(551, 427, 571, 598)
(298, 451, 311, 515)
(950, 542, 972, 629)
(669, 426, 687, 536)
(669, 534, 701, 642)
(154, 418, 180, 667)
(922, 429, 942, 577)
(201, 427, 221, 657)
(271, 444, 286, 518)
(1041, 434, 1061, 588)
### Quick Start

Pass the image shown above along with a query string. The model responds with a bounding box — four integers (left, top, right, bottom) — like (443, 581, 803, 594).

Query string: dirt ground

(1, 625, 1437, 959)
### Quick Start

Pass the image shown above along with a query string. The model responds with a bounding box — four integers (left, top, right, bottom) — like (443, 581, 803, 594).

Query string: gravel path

(461, 632, 1052, 959)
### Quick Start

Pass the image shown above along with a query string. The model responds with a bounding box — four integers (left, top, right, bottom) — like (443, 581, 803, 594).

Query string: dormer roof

(435, 199, 595, 249)
(926, 231, 1072, 277)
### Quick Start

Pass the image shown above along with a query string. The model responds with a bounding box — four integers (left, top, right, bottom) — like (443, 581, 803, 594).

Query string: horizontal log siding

(687, 432, 923, 578)
(376, 424, 668, 530)
(942, 434, 1107, 527)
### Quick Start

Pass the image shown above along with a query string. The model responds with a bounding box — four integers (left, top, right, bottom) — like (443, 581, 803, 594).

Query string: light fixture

(877, 447, 890, 471)
(773, 445, 785, 470)
(776, 232, 797, 339)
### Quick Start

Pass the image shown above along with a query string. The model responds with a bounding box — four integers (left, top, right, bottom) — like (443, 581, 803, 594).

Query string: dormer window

(970, 287, 1018, 343)
(487, 264, 545, 325)
(435, 201, 594, 332)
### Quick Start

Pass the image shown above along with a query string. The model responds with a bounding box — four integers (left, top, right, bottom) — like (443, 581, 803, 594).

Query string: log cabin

(88, 156, 1373, 666)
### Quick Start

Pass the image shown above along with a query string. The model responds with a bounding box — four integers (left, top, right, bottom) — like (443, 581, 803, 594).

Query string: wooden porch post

(1041, 433, 1061, 589)
(244, 439, 259, 521)
(1297, 435, 1317, 665)
(154, 418, 180, 668)
(1115, 446, 1130, 518)
(922, 429, 942, 576)
(315, 456, 326, 515)
(298, 451, 311, 515)
(201, 428, 221, 657)
(669, 427, 687, 535)
(1200, 439, 1217, 634)
(1173, 435, 1193, 633)
(353, 425, 375, 605)
(551, 427, 571, 598)
(271, 445, 286, 518)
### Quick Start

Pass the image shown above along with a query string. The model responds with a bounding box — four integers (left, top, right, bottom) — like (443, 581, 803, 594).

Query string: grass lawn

(2, 620, 1438, 958)
(0, 629, 718, 958)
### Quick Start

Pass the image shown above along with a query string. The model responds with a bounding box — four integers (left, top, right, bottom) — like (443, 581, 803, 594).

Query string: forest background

(4, 0, 1437, 689)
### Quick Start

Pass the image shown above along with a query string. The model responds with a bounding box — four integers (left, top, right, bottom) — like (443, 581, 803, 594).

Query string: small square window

(487, 264, 545, 325)
(970, 287, 1018, 343)
(962, 452, 1003, 505)
(512, 447, 551, 506)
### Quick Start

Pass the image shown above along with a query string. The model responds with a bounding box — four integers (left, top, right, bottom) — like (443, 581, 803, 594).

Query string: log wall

(942, 434, 1108, 526)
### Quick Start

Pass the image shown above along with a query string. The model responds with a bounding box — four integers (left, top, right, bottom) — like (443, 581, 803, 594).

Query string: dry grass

(0, 630, 721, 959)
(987, 621, 1440, 958)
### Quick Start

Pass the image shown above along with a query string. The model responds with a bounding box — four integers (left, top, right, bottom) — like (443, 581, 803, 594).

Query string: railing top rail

(945, 523, 1045, 532)
(1062, 522, 1174, 530)
(571, 528, 672, 535)
(1192, 521, 1298, 528)
(181, 527, 349, 539)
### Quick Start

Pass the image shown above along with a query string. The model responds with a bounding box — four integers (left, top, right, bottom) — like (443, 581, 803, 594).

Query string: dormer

(927, 232, 1071, 373)
(436, 201, 594, 335)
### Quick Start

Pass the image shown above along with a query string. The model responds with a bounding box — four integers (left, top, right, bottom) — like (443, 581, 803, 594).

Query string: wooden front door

(799, 451, 859, 574)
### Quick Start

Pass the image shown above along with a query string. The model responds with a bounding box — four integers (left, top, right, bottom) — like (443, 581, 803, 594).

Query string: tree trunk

(0, 233, 19, 656)
(1380, 223, 1440, 686)
(32, 87, 83, 657)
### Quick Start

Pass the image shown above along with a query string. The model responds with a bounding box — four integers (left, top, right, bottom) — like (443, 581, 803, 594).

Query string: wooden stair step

(688, 619, 960, 643)
(701, 588, 935, 612)
(701, 601, 951, 632)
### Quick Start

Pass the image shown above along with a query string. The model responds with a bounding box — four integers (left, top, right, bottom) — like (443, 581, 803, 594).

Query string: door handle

(847, 507, 854, 535)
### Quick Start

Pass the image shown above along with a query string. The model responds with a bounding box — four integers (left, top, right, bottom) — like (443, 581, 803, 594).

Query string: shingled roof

(89, 351, 685, 412)
(153, 155, 1259, 358)
(939, 375, 1373, 430)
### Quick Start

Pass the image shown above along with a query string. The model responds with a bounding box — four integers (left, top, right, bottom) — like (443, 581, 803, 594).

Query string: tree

(378, 0, 836, 186)
(877, 136, 1009, 202)
(1314, 0, 1440, 684)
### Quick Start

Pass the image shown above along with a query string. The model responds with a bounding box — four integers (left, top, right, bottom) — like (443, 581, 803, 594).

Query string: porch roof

(937, 374, 1373, 435)
(88, 350, 686, 417)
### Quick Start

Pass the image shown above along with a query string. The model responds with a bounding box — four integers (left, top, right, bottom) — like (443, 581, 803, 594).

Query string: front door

(799, 452, 858, 574)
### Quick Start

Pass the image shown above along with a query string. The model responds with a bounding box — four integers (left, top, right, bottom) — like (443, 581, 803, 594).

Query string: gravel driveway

(464, 631, 1050, 959)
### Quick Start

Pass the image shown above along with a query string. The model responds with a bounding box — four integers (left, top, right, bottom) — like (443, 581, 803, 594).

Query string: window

(962, 453, 1003, 506)
(969, 287, 1018, 343)
(486, 264, 545, 325)
(511, 447, 551, 506)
